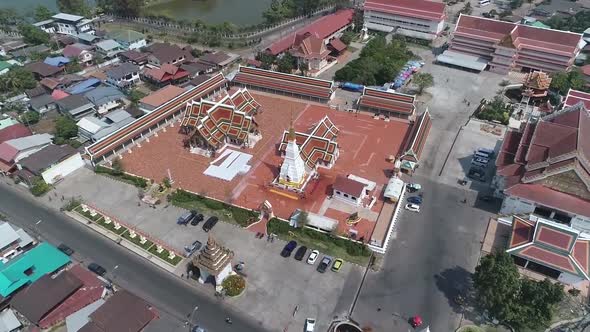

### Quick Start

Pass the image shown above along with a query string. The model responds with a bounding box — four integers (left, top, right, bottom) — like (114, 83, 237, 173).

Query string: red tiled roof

(582, 65, 590, 76)
(267, 9, 353, 55)
(565, 89, 590, 109)
(496, 130, 522, 169)
(333, 175, 365, 197)
(143, 65, 189, 83)
(329, 38, 347, 52)
(139, 85, 185, 108)
(401, 110, 431, 163)
(358, 88, 416, 115)
(507, 183, 590, 217)
(233, 66, 335, 100)
(82, 290, 156, 332)
(0, 124, 31, 144)
(0, 142, 19, 163)
(364, 0, 445, 21)
(51, 89, 70, 101)
(87, 73, 227, 160)
(246, 59, 262, 68)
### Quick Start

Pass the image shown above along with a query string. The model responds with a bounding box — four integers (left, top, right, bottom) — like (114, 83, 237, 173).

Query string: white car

(307, 250, 319, 264)
(305, 318, 316, 332)
(405, 203, 420, 212)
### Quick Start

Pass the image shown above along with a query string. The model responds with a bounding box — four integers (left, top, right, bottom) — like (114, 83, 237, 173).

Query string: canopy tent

(436, 50, 488, 72)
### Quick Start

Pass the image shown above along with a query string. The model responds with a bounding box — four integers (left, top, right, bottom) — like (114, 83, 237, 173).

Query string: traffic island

(221, 275, 246, 297)
(121, 230, 154, 250)
(148, 245, 183, 266)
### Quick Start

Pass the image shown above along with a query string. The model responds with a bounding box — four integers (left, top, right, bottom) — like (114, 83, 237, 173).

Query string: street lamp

(188, 306, 199, 331)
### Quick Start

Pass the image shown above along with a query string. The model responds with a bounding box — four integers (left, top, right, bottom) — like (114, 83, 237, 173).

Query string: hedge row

(95, 166, 148, 189)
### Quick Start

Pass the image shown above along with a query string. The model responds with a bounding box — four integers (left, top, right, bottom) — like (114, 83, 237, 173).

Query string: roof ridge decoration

(193, 234, 234, 276)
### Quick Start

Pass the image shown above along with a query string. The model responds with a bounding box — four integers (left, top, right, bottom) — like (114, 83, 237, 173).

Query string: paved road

(0, 182, 267, 332)
(352, 175, 496, 331)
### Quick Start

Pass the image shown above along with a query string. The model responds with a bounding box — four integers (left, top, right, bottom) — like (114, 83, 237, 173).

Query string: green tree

(34, 5, 55, 21)
(0, 9, 21, 29)
(547, 10, 590, 33)
(550, 69, 586, 96)
(57, 0, 89, 17)
(459, 2, 473, 15)
(473, 252, 564, 330)
(111, 157, 124, 175)
(18, 24, 50, 45)
(65, 58, 82, 73)
(277, 53, 296, 73)
(30, 177, 50, 196)
(340, 30, 355, 45)
(54, 116, 78, 140)
(413, 72, 434, 94)
(255, 52, 276, 70)
(296, 210, 309, 227)
(0, 67, 37, 94)
(127, 88, 147, 106)
(110, 0, 144, 17)
(20, 111, 40, 125)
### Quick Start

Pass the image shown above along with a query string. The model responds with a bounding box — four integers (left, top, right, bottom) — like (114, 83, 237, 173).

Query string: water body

(143, 0, 272, 26)
(0, 0, 58, 14)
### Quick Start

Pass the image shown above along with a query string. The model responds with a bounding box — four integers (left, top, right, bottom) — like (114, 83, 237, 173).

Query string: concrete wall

(42, 153, 85, 184)
(364, 10, 443, 39)
(333, 190, 362, 206)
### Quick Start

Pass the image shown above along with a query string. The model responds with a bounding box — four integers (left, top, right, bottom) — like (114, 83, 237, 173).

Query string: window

(24, 267, 35, 276)
(335, 191, 341, 195)
(352, 196, 357, 201)
(343, 193, 349, 198)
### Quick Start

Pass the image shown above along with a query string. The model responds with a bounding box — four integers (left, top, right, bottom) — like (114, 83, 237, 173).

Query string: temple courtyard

(119, 91, 411, 242)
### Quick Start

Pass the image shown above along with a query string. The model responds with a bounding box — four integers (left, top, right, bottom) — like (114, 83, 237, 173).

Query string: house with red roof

(450, 14, 584, 74)
(363, 0, 446, 40)
(493, 98, 590, 235)
(265, 9, 353, 75)
(142, 64, 189, 87)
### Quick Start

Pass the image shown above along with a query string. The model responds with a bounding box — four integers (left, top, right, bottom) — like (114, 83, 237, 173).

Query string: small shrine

(522, 71, 552, 98)
(278, 124, 309, 190)
(192, 235, 234, 289)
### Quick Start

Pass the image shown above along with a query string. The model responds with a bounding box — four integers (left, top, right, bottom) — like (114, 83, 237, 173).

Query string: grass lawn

(97, 218, 128, 236)
(122, 231, 154, 250)
(148, 245, 183, 266)
(74, 206, 103, 222)
(268, 218, 371, 266)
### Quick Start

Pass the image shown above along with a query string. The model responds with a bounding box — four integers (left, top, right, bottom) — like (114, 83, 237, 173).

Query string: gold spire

(288, 111, 296, 141)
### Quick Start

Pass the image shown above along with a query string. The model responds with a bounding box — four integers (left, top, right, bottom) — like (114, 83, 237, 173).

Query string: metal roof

(95, 39, 122, 52)
(52, 13, 84, 22)
(0, 309, 21, 332)
(84, 86, 125, 107)
(5, 133, 53, 151)
(18, 144, 78, 174)
(0, 223, 20, 251)
(66, 299, 105, 332)
(436, 50, 488, 71)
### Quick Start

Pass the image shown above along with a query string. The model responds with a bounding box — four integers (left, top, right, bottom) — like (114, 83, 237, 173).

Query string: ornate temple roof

(192, 235, 234, 277)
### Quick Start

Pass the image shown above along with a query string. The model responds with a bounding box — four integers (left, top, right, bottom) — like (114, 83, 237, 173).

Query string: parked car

(177, 210, 197, 225)
(406, 183, 421, 193)
(407, 196, 423, 204)
(281, 240, 297, 257)
(317, 256, 332, 273)
(190, 214, 204, 226)
(305, 318, 316, 332)
(307, 250, 319, 264)
(57, 243, 74, 256)
(202, 216, 219, 232)
(294, 246, 308, 261)
(331, 258, 343, 272)
(405, 203, 420, 212)
(184, 240, 202, 256)
(88, 262, 106, 276)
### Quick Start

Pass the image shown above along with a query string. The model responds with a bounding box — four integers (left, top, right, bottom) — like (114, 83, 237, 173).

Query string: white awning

(436, 50, 488, 72)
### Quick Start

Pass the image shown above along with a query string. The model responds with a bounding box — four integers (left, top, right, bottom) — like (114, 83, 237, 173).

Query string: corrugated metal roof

(0, 223, 20, 251)
(5, 133, 53, 151)
(436, 50, 488, 71)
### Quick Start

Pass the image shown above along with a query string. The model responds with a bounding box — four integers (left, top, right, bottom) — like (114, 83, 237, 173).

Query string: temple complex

(192, 235, 234, 289)
(181, 87, 262, 156)
(278, 123, 308, 189)
(522, 71, 552, 99)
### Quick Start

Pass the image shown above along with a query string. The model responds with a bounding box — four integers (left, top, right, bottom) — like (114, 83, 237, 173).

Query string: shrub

(222, 275, 246, 297)
(94, 165, 147, 188)
(230, 206, 258, 226)
(30, 177, 50, 196)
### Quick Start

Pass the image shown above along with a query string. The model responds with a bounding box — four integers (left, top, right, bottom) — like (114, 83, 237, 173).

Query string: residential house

(55, 34, 77, 47)
(105, 62, 141, 89)
(52, 13, 94, 36)
(118, 50, 149, 68)
(0, 221, 35, 263)
(25, 86, 48, 99)
(65, 299, 105, 332)
(25, 62, 64, 79)
(0, 60, 13, 75)
(56, 94, 96, 119)
(196, 51, 240, 71)
(531, 0, 582, 18)
(0, 242, 70, 300)
(44, 56, 70, 67)
(0, 134, 53, 173)
(146, 42, 193, 67)
(66, 78, 101, 95)
(77, 117, 108, 141)
(265, 9, 354, 75)
(40, 74, 86, 92)
(84, 86, 126, 115)
(138, 85, 185, 113)
(108, 29, 146, 50)
(10, 45, 50, 60)
(0, 124, 31, 144)
(0, 309, 21, 331)
(78, 290, 157, 332)
(29, 94, 57, 114)
(52, 89, 70, 101)
(143, 64, 189, 87)
(16, 144, 85, 185)
(180, 61, 216, 78)
(0, 40, 27, 56)
(0, 117, 18, 131)
(76, 33, 100, 45)
(363, 0, 446, 40)
(90, 110, 134, 142)
(94, 39, 123, 58)
(62, 43, 94, 66)
(33, 19, 56, 33)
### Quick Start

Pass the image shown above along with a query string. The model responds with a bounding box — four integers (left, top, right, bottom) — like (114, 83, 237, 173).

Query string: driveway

(52, 168, 363, 332)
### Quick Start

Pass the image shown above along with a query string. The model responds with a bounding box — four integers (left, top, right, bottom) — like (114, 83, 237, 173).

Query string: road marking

(36, 220, 43, 225)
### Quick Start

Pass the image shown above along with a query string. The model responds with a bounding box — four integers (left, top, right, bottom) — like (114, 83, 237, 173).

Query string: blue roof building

(0, 242, 70, 299)
(66, 78, 101, 95)
(44, 56, 71, 67)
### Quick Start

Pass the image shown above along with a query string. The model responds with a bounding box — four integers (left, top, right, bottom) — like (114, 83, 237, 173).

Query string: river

(0, 0, 272, 26)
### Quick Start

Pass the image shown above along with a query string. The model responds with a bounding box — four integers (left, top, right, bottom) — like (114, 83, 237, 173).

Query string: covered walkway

(436, 50, 488, 72)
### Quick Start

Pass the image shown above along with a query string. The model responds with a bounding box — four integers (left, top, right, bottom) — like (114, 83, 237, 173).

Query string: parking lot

(439, 119, 505, 191)
(52, 168, 363, 332)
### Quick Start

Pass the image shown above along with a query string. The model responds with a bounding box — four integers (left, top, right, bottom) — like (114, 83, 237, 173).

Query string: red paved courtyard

(121, 92, 410, 239)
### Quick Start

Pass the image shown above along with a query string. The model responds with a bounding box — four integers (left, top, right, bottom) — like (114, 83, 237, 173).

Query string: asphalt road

(351, 175, 496, 331)
(0, 182, 267, 332)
